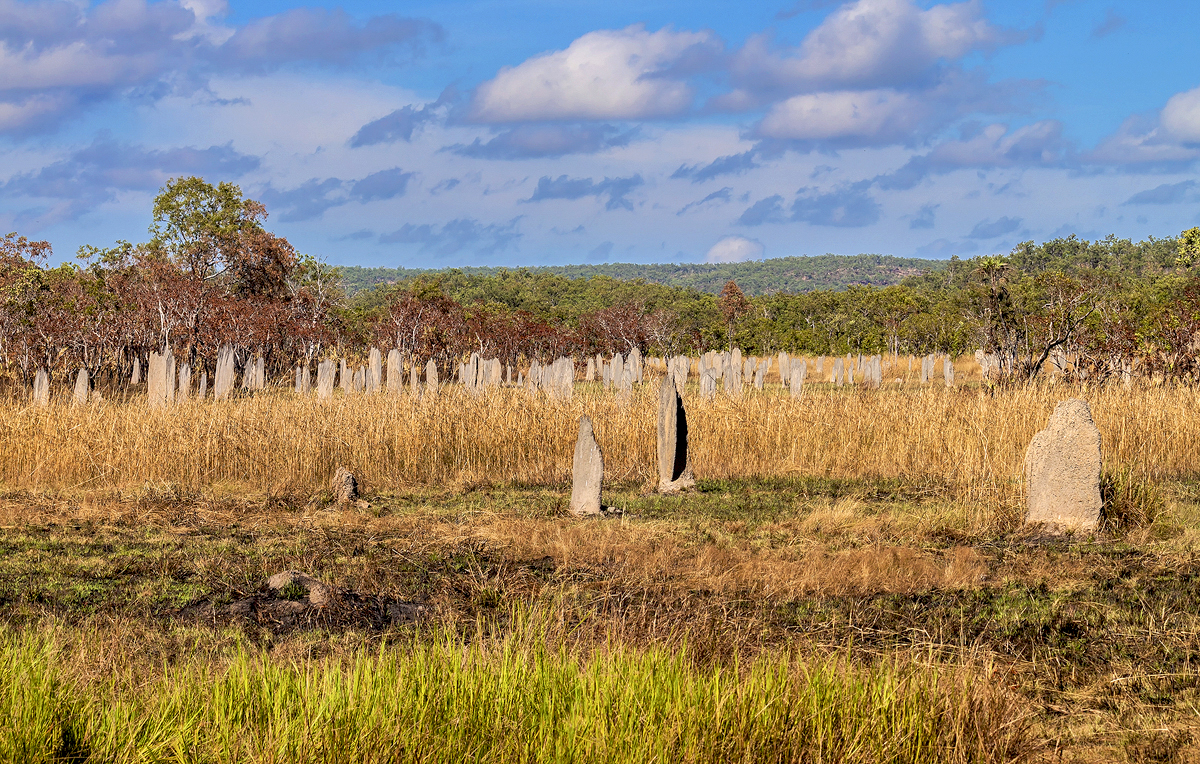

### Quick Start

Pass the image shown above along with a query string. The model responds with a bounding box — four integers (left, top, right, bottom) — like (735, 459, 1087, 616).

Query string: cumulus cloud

(705, 235, 763, 263)
(757, 89, 925, 143)
(726, 0, 1006, 100)
(1160, 87, 1200, 144)
(1088, 88, 1200, 170)
(750, 73, 1035, 150)
(1086, 116, 1197, 169)
(927, 120, 1066, 165)
(0, 0, 191, 133)
(0, 0, 441, 136)
(445, 124, 638, 159)
(523, 174, 643, 211)
(379, 217, 521, 256)
(966, 216, 1022, 239)
(718, 0, 1035, 149)
(0, 93, 75, 134)
(469, 25, 720, 122)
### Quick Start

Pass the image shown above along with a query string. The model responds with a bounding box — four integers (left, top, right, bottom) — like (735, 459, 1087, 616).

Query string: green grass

(0, 619, 1030, 764)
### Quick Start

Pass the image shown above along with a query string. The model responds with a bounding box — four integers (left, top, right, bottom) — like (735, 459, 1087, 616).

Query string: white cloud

(1161, 86, 1200, 143)
(176, 0, 235, 42)
(728, 0, 1026, 147)
(705, 235, 763, 263)
(1090, 122, 1188, 167)
(730, 0, 1000, 95)
(757, 89, 922, 142)
(0, 39, 167, 92)
(1088, 89, 1200, 168)
(469, 25, 718, 123)
(0, 0, 438, 135)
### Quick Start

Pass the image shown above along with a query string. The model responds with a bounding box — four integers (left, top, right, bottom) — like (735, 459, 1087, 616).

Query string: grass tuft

(0, 620, 1036, 764)
(1102, 468, 1164, 533)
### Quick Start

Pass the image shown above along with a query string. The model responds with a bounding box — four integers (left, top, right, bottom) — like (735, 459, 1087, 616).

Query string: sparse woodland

(5, 177, 1200, 394)
(7, 178, 1200, 763)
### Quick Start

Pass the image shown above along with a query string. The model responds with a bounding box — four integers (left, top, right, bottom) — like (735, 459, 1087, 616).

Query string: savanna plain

(2, 358, 1199, 763)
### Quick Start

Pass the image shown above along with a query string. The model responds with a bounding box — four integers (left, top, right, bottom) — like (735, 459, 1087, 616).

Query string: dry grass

(2, 364, 1197, 516)
(0, 486, 991, 604)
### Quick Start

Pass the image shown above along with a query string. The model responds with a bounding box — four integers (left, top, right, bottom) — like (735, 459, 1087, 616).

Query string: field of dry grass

(2, 359, 1200, 762)
(3, 357, 1196, 507)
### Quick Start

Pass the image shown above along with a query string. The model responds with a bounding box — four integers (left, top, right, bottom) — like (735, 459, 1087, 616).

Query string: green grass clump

(0, 621, 1031, 764)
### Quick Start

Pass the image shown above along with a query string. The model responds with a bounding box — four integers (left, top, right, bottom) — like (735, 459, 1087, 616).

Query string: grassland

(1, 359, 1198, 762)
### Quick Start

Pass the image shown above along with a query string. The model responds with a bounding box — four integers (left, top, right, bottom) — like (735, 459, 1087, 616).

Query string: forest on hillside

(2, 176, 1198, 388)
(337, 254, 942, 297)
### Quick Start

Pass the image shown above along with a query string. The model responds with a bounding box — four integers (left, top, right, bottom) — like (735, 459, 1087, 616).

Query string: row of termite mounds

(566, 373, 1106, 533)
(28, 345, 1004, 410)
(568, 369, 697, 517)
(30, 347, 261, 408)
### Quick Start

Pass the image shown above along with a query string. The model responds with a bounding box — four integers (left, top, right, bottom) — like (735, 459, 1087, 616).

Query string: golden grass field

(2, 356, 1200, 762)
(1, 355, 1191, 513)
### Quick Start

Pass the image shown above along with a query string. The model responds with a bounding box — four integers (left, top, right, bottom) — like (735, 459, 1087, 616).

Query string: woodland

(2, 175, 1198, 388)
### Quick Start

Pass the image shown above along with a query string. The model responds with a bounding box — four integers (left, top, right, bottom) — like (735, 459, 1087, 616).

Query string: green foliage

(149, 176, 264, 281)
(0, 623, 1029, 763)
(337, 233, 1191, 358)
(1177, 227, 1200, 269)
(276, 581, 306, 601)
(338, 254, 945, 297)
(358, 268, 713, 321)
(75, 239, 137, 271)
(1101, 468, 1164, 533)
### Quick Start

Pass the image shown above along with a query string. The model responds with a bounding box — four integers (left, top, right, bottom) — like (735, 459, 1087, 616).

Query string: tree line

(4, 175, 1200, 390)
(337, 253, 939, 297)
(349, 231, 1200, 383)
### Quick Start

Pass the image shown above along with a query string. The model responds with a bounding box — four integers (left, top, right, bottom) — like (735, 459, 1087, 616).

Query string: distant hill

(337, 254, 946, 297)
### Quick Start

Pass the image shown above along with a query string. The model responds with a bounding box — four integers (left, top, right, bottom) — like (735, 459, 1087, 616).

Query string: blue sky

(2, 0, 1199, 268)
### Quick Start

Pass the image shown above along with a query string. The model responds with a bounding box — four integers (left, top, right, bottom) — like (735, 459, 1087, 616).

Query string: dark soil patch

(195, 584, 426, 634)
